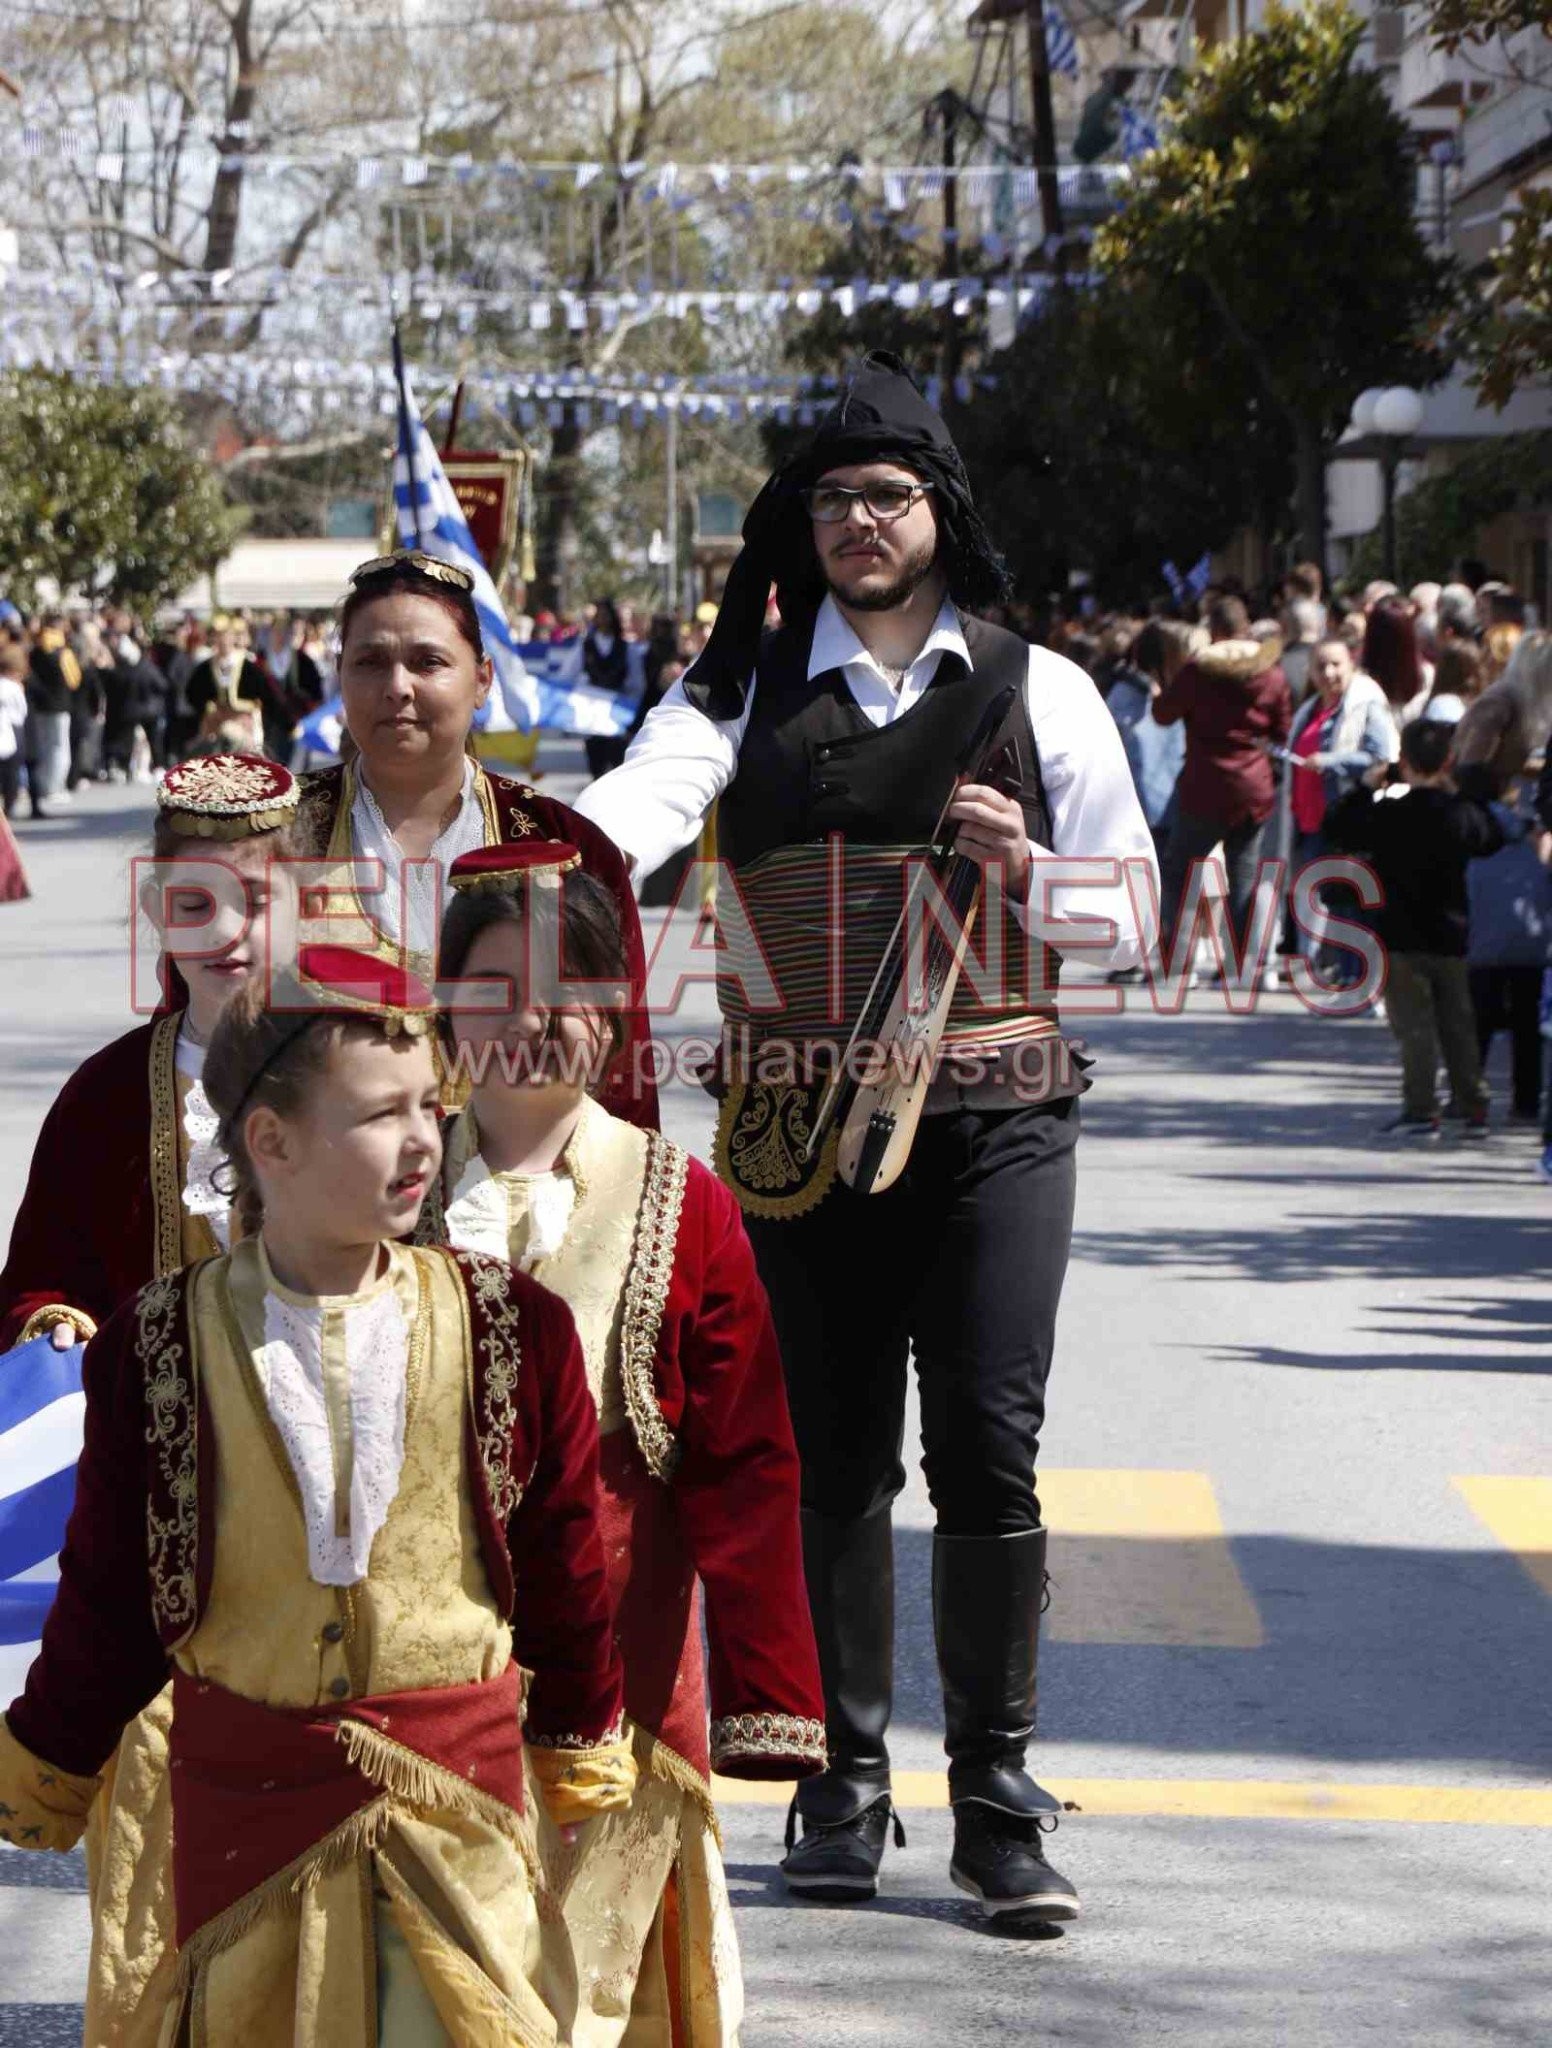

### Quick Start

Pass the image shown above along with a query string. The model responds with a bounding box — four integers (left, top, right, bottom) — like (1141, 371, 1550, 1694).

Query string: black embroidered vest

(718, 611, 1051, 870)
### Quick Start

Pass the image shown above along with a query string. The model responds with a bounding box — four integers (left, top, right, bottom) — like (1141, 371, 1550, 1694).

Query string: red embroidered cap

(295, 944, 436, 1037)
(158, 753, 299, 840)
(448, 842, 582, 895)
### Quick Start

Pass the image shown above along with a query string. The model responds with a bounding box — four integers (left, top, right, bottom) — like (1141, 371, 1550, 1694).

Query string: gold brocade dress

(443, 1100, 743, 2048)
(92, 1237, 560, 2048)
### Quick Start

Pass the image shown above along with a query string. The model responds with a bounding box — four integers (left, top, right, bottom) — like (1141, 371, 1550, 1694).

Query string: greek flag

(1045, 3, 1080, 81)
(392, 341, 634, 741)
(0, 1336, 86, 1697)
(1119, 104, 1160, 160)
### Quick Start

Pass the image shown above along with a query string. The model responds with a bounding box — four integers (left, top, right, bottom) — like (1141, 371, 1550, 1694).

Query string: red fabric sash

(169, 1660, 525, 1947)
(598, 1431, 709, 1784)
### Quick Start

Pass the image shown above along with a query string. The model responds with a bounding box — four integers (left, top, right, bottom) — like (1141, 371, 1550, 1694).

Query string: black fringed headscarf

(684, 351, 1011, 720)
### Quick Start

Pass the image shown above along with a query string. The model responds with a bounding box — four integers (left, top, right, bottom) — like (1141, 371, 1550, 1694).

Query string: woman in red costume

(0, 946, 635, 2044)
(298, 549, 657, 1129)
(435, 842, 826, 2045)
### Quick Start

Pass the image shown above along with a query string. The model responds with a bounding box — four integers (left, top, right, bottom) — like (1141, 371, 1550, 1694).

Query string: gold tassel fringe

(336, 1716, 534, 1869)
(172, 1723, 539, 1996)
(171, 1792, 396, 1995)
(637, 1730, 721, 1847)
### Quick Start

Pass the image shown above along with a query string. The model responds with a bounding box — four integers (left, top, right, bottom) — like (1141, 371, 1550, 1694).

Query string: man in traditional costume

(297, 551, 658, 1130)
(576, 354, 1157, 1921)
(0, 947, 634, 2045)
(435, 842, 825, 2041)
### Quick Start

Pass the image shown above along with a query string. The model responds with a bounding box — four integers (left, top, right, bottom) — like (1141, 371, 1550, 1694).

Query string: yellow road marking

(711, 1772, 1552, 1827)
(1037, 1470, 1264, 1648)
(1452, 1477, 1552, 1600)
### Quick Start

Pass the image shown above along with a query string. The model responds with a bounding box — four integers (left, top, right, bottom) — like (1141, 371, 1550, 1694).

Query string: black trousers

(747, 1098, 1079, 1537)
(1468, 965, 1545, 1119)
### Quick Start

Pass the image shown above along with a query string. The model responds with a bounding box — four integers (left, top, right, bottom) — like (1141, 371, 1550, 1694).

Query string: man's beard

(823, 531, 941, 614)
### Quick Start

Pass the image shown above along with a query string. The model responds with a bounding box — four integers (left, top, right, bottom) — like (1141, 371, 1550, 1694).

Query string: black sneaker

(780, 1793, 903, 1902)
(950, 1802, 1080, 1921)
(1375, 1114, 1441, 1140)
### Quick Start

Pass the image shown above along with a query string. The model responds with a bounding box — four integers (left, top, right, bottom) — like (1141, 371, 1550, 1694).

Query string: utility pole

(1024, 0, 1064, 250)
(934, 91, 961, 389)
(664, 392, 679, 614)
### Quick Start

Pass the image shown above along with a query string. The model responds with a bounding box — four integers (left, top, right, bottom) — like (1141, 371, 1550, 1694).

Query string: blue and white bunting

(1045, 4, 1081, 81)
(1119, 104, 1160, 161)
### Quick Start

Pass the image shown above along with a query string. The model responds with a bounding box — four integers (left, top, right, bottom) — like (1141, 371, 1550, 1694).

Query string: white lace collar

(442, 1102, 591, 1272)
(250, 1239, 411, 1587)
(176, 1024, 230, 1248)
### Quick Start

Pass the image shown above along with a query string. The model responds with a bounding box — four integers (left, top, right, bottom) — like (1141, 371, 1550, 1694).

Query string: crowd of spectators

(4, 564, 1548, 1174)
(1042, 564, 1552, 1173)
(0, 603, 330, 819)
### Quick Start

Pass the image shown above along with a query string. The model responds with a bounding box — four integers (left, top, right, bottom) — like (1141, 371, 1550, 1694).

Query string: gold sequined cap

(157, 753, 299, 840)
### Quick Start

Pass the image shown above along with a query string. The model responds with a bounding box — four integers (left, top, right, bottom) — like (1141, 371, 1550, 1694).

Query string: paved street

(0, 767, 1548, 2045)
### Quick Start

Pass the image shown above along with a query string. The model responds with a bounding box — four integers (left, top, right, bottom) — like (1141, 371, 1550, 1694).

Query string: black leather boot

(933, 1528, 1079, 1922)
(780, 1505, 902, 1902)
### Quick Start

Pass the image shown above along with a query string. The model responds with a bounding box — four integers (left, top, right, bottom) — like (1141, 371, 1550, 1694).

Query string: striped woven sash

(716, 841, 1059, 1053)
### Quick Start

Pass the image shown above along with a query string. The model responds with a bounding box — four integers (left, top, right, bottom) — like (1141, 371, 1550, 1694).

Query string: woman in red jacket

(1153, 595, 1292, 972)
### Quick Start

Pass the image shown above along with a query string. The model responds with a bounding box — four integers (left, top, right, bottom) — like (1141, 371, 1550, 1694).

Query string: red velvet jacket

(0, 1014, 183, 1350)
(297, 763, 659, 1131)
(6, 1247, 624, 1778)
(503, 1133, 826, 1782)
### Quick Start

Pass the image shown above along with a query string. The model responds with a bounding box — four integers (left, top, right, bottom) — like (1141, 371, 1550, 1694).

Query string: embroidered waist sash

(169, 1660, 526, 1951)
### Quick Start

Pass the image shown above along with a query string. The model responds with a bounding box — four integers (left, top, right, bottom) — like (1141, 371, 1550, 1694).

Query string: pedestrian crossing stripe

(710, 1773, 1552, 1827)
(1037, 1470, 1264, 1649)
(1451, 1477, 1552, 1601)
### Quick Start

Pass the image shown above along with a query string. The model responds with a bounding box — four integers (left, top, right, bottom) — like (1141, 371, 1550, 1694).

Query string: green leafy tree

(1426, 0, 1552, 47)
(1093, 1, 1455, 572)
(1344, 428, 1552, 586)
(0, 372, 245, 610)
(1419, 0, 1552, 404)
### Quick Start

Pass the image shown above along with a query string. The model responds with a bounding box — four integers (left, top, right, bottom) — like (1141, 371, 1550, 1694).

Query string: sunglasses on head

(348, 550, 475, 592)
(803, 480, 934, 525)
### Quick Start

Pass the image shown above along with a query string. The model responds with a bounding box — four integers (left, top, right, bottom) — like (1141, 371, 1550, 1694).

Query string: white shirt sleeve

(1015, 647, 1160, 973)
(571, 674, 750, 878)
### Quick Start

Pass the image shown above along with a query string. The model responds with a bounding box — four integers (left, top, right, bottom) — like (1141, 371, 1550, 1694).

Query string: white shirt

(350, 758, 487, 961)
(573, 595, 1158, 970)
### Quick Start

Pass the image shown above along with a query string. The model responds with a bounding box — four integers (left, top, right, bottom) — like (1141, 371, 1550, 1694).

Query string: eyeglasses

(803, 481, 934, 525)
(348, 550, 475, 592)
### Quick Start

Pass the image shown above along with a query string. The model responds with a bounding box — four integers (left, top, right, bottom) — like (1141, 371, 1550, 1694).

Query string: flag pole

(391, 304, 424, 548)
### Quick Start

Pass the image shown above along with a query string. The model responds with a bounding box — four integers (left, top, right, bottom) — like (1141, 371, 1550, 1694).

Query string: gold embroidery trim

(455, 1251, 524, 1525)
(475, 762, 539, 842)
(526, 1713, 628, 1751)
(147, 1012, 183, 1280)
(16, 1305, 96, 1346)
(708, 1712, 828, 1771)
(618, 1133, 688, 1483)
(712, 1080, 838, 1222)
(139, 1273, 197, 1641)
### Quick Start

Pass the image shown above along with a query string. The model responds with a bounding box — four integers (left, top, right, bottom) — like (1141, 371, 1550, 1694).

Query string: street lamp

(1352, 385, 1424, 584)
